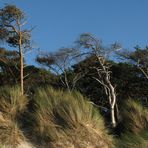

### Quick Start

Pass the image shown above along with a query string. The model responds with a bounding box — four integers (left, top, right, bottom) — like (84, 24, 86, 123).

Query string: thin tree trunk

(19, 33, 24, 95)
(110, 87, 116, 127)
(20, 52, 24, 95)
(106, 78, 117, 127)
(111, 106, 116, 127)
(64, 72, 71, 93)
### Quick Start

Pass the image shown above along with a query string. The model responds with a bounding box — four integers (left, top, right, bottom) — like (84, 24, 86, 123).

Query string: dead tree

(77, 33, 117, 127)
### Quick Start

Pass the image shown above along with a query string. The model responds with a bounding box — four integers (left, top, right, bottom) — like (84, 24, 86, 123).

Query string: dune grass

(0, 86, 28, 147)
(31, 87, 114, 148)
(116, 99, 148, 148)
(117, 131, 148, 148)
(0, 86, 28, 120)
(121, 99, 148, 134)
(2, 86, 147, 147)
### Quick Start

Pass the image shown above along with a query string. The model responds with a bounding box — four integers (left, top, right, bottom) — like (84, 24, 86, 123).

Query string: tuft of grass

(116, 99, 148, 148)
(32, 87, 114, 147)
(121, 99, 148, 134)
(116, 131, 148, 148)
(0, 116, 25, 146)
(0, 86, 28, 120)
(0, 86, 28, 147)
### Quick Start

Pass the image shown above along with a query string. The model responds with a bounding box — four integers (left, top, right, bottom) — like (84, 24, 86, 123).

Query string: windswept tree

(36, 47, 84, 92)
(0, 5, 31, 94)
(117, 46, 148, 79)
(76, 33, 118, 127)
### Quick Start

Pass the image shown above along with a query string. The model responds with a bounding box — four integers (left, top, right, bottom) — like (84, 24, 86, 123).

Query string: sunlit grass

(32, 87, 114, 147)
(4, 87, 148, 147)
(0, 86, 28, 147)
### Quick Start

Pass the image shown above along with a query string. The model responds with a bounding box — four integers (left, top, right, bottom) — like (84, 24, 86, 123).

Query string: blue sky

(0, 0, 148, 65)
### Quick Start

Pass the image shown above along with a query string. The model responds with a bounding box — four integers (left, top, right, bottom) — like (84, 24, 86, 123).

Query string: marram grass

(0, 87, 147, 148)
(121, 99, 148, 134)
(0, 86, 28, 147)
(32, 87, 114, 148)
(116, 99, 148, 148)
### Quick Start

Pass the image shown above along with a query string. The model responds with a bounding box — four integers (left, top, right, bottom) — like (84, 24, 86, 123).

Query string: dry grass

(116, 99, 148, 148)
(0, 86, 29, 147)
(0, 116, 25, 147)
(0, 86, 28, 120)
(122, 99, 148, 134)
(32, 87, 114, 148)
(0, 86, 114, 147)
(116, 131, 148, 148)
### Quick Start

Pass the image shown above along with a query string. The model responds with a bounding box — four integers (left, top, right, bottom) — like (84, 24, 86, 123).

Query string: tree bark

(107, 82, 117, 127)
(19, 33, 24, 95)
(110, 85, 116, 127)
(111, 107, 116, 127)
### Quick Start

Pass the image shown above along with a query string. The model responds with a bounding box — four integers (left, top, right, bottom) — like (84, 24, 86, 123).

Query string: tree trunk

(19, 33, 24, 95)
(20, 52, 24, 95)
(64, 71, 71, 93)
(106, 80, 117, 127)
(110, 89, 116, 127)
(111, 106, 116, 127)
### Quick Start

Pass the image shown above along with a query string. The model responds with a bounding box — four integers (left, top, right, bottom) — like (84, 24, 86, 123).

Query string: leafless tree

(77, 33, 117, 127)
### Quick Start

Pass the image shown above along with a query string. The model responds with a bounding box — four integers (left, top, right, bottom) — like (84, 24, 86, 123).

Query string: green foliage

(111, 63, 148, 106)
(121, 46, 148, 67)
(0, 5, 24, 23)
(31, 87, 114, 147)
(73, 58, 148, 108)
(24, 66, 57, 90)
(0, 5, 31, 48)
(0, 48, 20, 85)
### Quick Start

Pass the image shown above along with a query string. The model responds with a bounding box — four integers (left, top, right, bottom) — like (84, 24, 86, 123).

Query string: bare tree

(0, 5, 31, 94)
(77, 33, 117, 127)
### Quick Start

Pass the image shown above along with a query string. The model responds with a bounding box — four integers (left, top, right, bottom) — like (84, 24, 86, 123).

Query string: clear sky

(0, 0, 148, 65)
